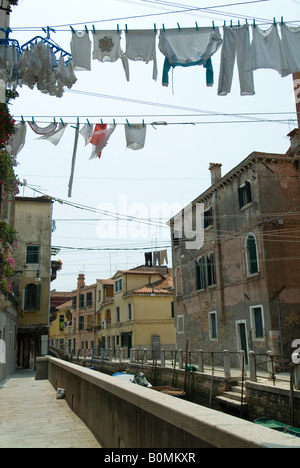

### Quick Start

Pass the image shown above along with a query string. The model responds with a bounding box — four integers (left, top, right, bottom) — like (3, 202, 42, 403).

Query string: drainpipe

(276, 287, 286, 371)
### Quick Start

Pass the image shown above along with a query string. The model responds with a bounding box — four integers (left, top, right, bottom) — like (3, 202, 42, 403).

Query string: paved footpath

(0, 370, 101, 448)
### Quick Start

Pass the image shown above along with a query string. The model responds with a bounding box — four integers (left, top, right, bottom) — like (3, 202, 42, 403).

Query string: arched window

(195, 257, 206, 291)
(176, 266, 183, 296)
(206, 252, 217, 287)
(246, 234, 259, 275)
(23, 283, 41, 311)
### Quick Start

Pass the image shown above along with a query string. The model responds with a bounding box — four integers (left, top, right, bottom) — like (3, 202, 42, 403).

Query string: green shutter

(36, 284, 41, 310)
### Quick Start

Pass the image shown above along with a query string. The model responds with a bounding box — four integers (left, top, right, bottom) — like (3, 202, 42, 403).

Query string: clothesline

(1, 19, 300, 100)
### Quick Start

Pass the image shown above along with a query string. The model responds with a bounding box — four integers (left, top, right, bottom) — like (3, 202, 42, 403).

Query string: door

(236, 321, 249, 365)
(152, 335, 161, 359)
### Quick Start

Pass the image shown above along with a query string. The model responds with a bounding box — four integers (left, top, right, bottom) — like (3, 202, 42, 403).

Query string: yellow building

(96, 266, 175, 358)
(49, 300, 72, 355)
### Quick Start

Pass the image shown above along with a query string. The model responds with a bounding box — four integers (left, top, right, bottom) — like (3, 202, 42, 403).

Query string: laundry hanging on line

(2, 21, 300, 99)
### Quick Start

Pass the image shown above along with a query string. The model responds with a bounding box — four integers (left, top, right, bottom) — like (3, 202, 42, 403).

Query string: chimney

(77, 273, 85, 290)
(209, 163, 222, 185)
(288, 129, 300, 156)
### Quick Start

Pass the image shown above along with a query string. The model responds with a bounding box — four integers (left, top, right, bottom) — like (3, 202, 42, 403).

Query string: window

(171, 302, 174, 318)
(238, 181, 253, 209)
(72, 296, 77, 309)
(176, 266, 183, 295)
(206, 252, 217, 287)
(79, 294, 85, 308)
(128, 304, 132, 320)
(116, 307, 120, 323)
(86, 292, 93, 307)
(246, 234, 259, 275)
(177, 315, 184, 334)
(204, 207, 213, 229)
(23, 284, 41, 311)
(172, 230, 180, 247)
(26, 246, 40, 264)
(250, 306, 265, 339)
(79, 316, 84, 331)
(195, 257, 206, 291)
(209, 312, 218, 340)
(105, 309, 111, 325)
(115, 279, 123, 293)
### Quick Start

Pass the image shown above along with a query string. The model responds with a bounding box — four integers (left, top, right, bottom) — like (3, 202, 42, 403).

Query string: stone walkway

(0, 370, 101, 448)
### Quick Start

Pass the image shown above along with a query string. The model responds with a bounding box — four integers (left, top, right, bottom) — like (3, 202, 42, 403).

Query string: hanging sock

(6, 122, 27, 156)
(125, 29, 158, 81)
(125, 124, 147, 150)
(92, 30, 130, 81)
(89, 123, 116, 159)
(68, 125, 80, 198)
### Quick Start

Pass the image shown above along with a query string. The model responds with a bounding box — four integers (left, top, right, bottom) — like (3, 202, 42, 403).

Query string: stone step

(215, 395, 248, 410)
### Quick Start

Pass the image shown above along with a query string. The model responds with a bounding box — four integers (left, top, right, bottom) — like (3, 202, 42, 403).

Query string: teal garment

(162, 56, 214, 87)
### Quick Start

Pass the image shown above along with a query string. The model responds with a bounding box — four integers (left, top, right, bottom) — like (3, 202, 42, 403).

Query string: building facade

(169, 130, 300, 366)
(95, 266, 175, 358)
(13, 196, 54, 369)
(69, 274, 96, 353)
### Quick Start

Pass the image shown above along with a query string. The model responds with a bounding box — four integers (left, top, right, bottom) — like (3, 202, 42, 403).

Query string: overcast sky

(8, 0, 300, 291)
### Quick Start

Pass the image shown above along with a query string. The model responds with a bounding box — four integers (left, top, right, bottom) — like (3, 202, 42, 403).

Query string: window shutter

(238, 187, 244, 209)
(248, 235, 259, 274)
(36, 284, 41, 310)
(245, 181, 252, 204)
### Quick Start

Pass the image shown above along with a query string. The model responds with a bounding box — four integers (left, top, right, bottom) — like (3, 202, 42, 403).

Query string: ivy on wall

(0, 90, 19, 293)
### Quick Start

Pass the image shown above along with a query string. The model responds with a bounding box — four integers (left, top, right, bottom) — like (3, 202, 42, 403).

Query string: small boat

(254, 418, 300, 438)
(152, 386, 186, 398)
(112, 372, 152, 387)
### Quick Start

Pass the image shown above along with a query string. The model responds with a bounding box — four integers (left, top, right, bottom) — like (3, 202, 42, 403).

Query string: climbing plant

(0, 90, 19, 293)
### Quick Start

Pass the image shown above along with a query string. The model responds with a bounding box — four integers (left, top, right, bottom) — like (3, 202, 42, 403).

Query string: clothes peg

(195, 22, 199, 31)
(212, 21, 214, 31)
(53, 117, 56, 125)
(163, 24, 165, 32)
(281, 17, 284, 25)
(21, 115, 25, 123)
(230, 20, 233, 28)
(60, 118, 65, 126)
(125, 24, 128, 33)
(85, 25, 89, 34)
(32, 116, 35, 125)
(273, 18, 277, 26)
(253, 19, 256, 28)
(113, 119, 116, 126)
(101, 119, 104, 125)
(86, 118, 91, 127)
(177, 23, 181, 31)
(154, 24, 157, 34)
(142, 120, 145, 128)
(70, 26, 76, 34)
(126, 119, 130, 128)
(117, 24, 120, 33)
(92, 25, 96, 34)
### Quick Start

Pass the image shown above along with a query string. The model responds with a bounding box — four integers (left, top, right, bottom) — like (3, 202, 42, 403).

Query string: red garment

(89, 123, 116, 159)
